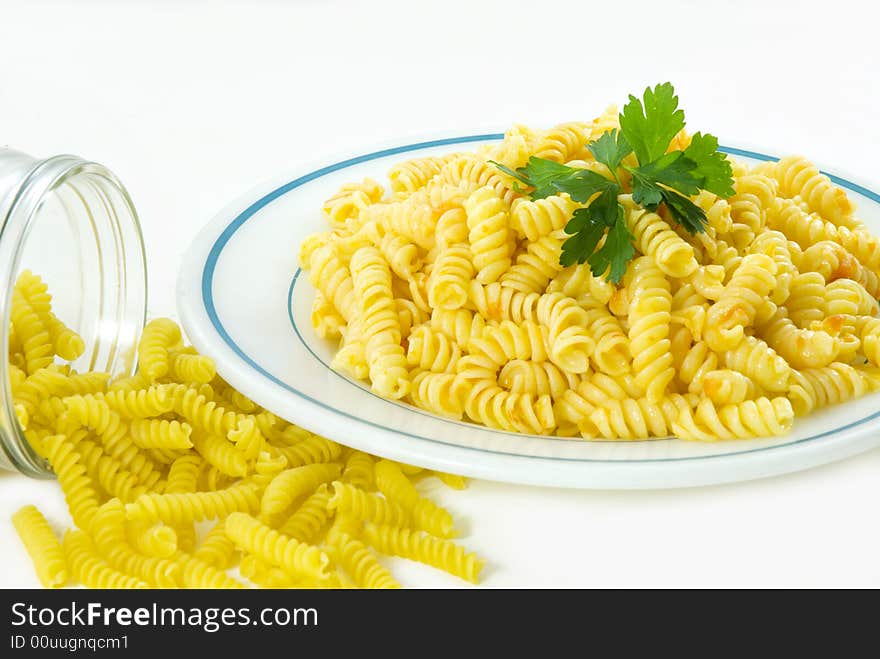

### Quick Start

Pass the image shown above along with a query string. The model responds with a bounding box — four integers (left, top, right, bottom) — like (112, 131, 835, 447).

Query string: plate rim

(177, 132, 880, 489)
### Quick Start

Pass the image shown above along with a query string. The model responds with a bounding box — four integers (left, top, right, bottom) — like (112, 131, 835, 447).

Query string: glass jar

(0, 149, 147, 477)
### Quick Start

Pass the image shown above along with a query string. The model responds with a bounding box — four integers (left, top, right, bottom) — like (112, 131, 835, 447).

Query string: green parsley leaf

(619, 82, 685, 166)
(682, 132, 735, 198)
(489, 160, 532, 192)
(659, 188, 707, 234)
(588, 129, 632, 173)
(491, 157, 617, 202)
(637, 150, 704, 197)
(560, 189, 621, 267)
(493, 82, 734, 280)
(489, 157, 582, 199)
(554, 169, 618, 203)
(588, 206, 634, 284)
(560, 209, 606, 268)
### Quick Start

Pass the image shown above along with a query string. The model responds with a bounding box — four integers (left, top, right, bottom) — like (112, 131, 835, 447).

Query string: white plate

(177, 134, 880, 489)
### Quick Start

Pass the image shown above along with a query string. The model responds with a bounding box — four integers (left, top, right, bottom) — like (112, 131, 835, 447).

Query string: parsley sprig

(492, 82, 734, 283)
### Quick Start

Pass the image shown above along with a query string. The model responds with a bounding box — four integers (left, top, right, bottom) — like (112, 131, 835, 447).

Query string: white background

(1, 0, 879, 587)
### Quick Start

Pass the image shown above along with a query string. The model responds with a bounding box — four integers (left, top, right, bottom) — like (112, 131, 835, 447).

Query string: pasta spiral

(586, 394, 696, 440)
(772, 155, 856, 227)
(509, 193, 580, 242)
(409, 372, 464, 419)
(625, 256, 674, 402)
(278, 484, 333, 544)
(363, 524, 483, 584)
(439, 155, 517, 208)
(824, 279, 877, 317)
(193, 520, 238, 569)
(760, 308, 838, 370)
(464, 186, 513, 284)
(225, 512, 330, 581)
(350, 246, 410, 398)
(801, 241, 880, 297)
(341, 451, 375, 491)
(498, 359, 579, 399)
(176, 553, 247, 589)
(137, 318, 182, 381)
(406, 325, 461, 373)
(673, 397, 794, 441)
(374, 460, 455, 537)
(190, 431, 248, 477)
(169, 349, 216, 385)
(12, 505, 67, 588)
(701, 369, 758, 405)
(130, 419, 193, 450)
(329, 481, 411, 528)
(64, 395, 161, 485)
(330, 532, 400, 589)
(125, 480, 262, 525)
(275, 434, 342, 468)
(43, 435, 100, 528)
(720, 335, 791, 392)
(170, 385, 241, 437)
(260, 463, 342, 518)
(532, 121, 591, 163)
(100, 385, 174, 419)
(788, 363, 868, 415)
(786, 272, 827, 327)
(468, 320, 550, 365)
(388, 154, 458, 194)
(10, 289, 54, 375)
(500, 230, 566, 293)
(429, 308, 485, 346)
(64, 530, 147, 589)
(624, 203, 698, 278)
(427, 244, 475, 310)
(705, 253, 778, 351)
(307, 244, 357, 322)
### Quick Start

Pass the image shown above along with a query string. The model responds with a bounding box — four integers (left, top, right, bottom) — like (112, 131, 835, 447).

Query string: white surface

(1, 0, 878, 587)
(178, 139, 880, 489)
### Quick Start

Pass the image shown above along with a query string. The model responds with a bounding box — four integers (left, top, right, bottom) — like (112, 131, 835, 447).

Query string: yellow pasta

(137, 318, 182, 381)
(176, 553, 247, 589)
(8, 293, 477, 590)
(363, 523, 484, 584)
(350, 246, 410, 399)
(225, 512, 330, 581)
(625, 256, 674, 402)
(329, 532, 400, 589)
(341, 450, 376, 491)
(12, 505, 67, 588)
(375, 460, 456, 538)
(278, 484, 333, 543)
(260, 463, 342, 518)
(64, 529, 148, 589)
(464, 186, 513, 284)
(771, 155, 856, 227)
(129, 418, 193, 450)
(427, 244, 475, 309)
(329, 481, 411, 528)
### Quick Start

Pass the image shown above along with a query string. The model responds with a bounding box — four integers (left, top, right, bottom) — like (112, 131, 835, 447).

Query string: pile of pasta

(8, 271, 483, 588)
(300, 109, 880, 440)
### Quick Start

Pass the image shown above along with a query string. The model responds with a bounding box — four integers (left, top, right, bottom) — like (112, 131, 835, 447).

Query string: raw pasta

(302, 112, 880, 441)
(8, 279, 480, 588)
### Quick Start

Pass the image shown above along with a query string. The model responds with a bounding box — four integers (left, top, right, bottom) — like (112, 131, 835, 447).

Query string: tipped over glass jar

(0, 149, 147, 476)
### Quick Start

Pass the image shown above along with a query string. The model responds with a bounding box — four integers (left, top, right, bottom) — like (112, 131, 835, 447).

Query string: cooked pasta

(298, 110, 879, 443)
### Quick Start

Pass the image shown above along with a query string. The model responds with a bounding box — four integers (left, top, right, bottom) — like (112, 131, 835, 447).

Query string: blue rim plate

(177, 133, 880, 489)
